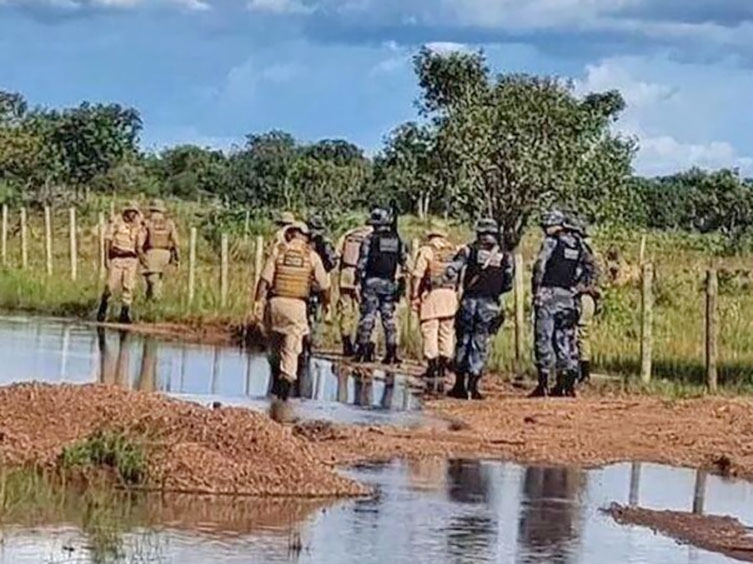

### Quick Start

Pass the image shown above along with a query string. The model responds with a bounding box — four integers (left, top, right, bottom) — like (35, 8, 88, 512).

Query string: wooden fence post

(253, 235, 264, 295)
(629, 462, 641, 506)
(20, 207, 28, 270)
(44, 206, 52, 275)
(693, 470, 707, 515)
(514, 252, 525, 371)
(705, 268, 718, 392)
(69, 207, 77, 281)
(98, 213, 106, 280)
(220, 233, 229, 307)
(244, 210, 250, 243)
(640, 263, 653, 383)
(1, 204, 7, 267)
(188, 227, 197, 305)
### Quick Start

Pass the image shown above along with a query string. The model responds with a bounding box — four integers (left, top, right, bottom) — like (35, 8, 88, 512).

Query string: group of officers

(251, 206, 599, 402)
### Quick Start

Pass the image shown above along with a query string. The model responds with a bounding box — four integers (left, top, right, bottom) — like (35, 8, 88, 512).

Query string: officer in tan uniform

(411, 225, 459, 388)
(253, 222, 330, 401)
(335, 223, 373, 356)
(97, 201, 146, 324)
(142, 199, 180, 300)
(265, 211, 296, 257)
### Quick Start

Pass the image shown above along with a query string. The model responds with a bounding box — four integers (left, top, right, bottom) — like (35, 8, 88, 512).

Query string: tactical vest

(541, 236, 582, 289)
(111, 221, 138, 256)
(463, 244, 507, 299)
(145, 218, 171, 250)
(365, 231, 400, 280)
(427, 239, 456, 289)
(341, 230, 367, 268)
(271, 243, 313, 299)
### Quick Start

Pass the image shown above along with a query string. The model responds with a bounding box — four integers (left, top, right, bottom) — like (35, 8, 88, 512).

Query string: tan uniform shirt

(413, 239, 459, 321)
(336, 226, 373, 290)
(260, 238, 330, 337)
(105, 217, 145, 256)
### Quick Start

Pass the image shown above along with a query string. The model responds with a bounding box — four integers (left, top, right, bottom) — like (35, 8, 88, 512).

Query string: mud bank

(606, 503, 753, 562)
(0, 383, 366, 497)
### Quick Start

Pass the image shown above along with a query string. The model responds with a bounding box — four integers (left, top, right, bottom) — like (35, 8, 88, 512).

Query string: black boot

(422, 358, 438, 380)
(447, 372, 468, 399)
(382, 344, 401, 365)
(277, 378, 291, 401)
(342, 336, 355, 358)
(96, 293, 109, 322)
(550, 371, 566, 397)
(578, 360, 591, 384)
(468, 373, 484, 400)
(118, 306, 132, 324)
(565, 370, 579, 398)
(528, 371, 549, 398)
(365, 342, 375, 363)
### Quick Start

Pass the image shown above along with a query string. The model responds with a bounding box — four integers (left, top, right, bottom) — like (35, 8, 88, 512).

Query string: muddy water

(0, 315, 424, 425)
(2, 461, 752, 563)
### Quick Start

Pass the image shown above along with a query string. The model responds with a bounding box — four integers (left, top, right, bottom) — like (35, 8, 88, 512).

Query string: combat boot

(550, 371, 566, 397)
(578, 360, 591, 383)
(468, 373, 484, 400)
(564, 370, 579, 398)
(96, 293, 109, 323)
(342, 336, 355, 358)
(277, 378, 292, 401)
(118, 306, 132, 324)
(528, 371, 549, 398)
(447, 372, 468, 399)
(382, 344, 401, 365)
(422, 358, 438, 380)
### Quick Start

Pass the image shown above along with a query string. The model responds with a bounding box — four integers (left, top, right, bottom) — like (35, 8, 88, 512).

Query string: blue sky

(1, 0, 753, 176)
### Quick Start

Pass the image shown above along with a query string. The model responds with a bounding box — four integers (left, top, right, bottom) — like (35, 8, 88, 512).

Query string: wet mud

(607, 503, 753, 562)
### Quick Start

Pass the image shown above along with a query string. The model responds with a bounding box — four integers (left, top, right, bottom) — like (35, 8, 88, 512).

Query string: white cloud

(575, 61, 676, 108)
(424, 41, 469, 55)
(0, 0, 211, 9)
(247, 0, 313, 15)
(636, 134, 753, 176)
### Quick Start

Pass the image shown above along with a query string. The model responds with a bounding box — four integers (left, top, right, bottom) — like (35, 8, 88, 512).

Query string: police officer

(97, 201, 146, 324)
(142, 199, 180, 301)
(530, 210, 597, 398)
(336, 222, 373, 356)
(266, 211, 297, 258)
(354, 207, 408, 365)
(443, 218, 513, 400)
(306, 215, 338, 350)
(411, 224, 459, 389)
(564, 213, 601, 384)
(253, 222, 331, 401)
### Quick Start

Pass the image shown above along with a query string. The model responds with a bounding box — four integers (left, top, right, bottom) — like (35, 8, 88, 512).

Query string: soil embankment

(606, 503, 753, 562)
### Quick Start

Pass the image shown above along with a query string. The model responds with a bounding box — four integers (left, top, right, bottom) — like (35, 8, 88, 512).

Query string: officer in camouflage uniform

(305, 215, 338, 350)
(443, 218, 514, 400)
(354, 207, 408, 365)
(142, 199, 180, 301)
(97, 201, 146, 324)
(336, 222, 373, 356)
(529, 210, 597, 398)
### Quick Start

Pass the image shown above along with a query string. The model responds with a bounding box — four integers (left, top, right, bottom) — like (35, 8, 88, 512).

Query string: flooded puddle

(1, 461, 752, 563)
(0, 315, 424, 425)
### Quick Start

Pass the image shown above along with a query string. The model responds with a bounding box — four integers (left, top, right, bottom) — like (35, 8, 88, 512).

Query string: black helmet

(307, 215, 325, 235)
(367, 207, 390, 227)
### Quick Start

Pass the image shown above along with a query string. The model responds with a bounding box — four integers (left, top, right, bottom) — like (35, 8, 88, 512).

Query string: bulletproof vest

(341, 229, 368, 268)
(111, 220, 138, 255)
(145, 218, 171, 250)
(427, 239, 457, 289)
(462, 244, 507, 299)
(271, 242, 313, 299)
(541, 236, 582, 289)
(365, 231, 400, 280)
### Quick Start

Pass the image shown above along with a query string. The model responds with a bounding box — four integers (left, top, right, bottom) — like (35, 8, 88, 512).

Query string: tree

(412, 47, 636, 247)
(157, 145, 228, 200)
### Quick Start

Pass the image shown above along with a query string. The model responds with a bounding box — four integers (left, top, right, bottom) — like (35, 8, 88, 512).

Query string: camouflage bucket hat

(148, 199, 166, 213)
(426, 224, 448, 238)
(286, 221, 310, 236)
(123, 200, 140, 214)
(475, 218, 499, 235)
(276, 211, 296, 226)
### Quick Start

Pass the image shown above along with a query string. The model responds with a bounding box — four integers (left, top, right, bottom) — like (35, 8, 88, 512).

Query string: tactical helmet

(307, 215, 325, 234)
(564, 213, 587, 236)
(123, 200, 140, 214)
(475, 218, 499, 235)
(286, 221, 310, 236)
(540, 209, 566, 230)
(275, 211, 296, 226)
(367, 207, 390, 227)
(148, 199, 166, 213)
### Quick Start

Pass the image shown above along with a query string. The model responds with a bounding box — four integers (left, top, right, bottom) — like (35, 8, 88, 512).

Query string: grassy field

(2, 196, 753, 388)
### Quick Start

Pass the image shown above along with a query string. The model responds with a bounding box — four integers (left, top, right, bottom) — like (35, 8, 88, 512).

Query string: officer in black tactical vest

(354, 207, 408, 364)
(443, 218, 514, 399)
(530, 210, 597, 398)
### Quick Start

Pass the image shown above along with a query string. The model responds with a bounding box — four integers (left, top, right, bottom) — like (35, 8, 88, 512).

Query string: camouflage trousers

(534, 287, 579, 374)
(356, 278, 399, 347)
(454, 297, 503, 377)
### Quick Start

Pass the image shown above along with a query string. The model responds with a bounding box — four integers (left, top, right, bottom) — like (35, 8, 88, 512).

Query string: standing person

(354, 207, 408, 365)
(529, 210, 597, 398)
(97, 201, 145, 324)
(306, 216, 338, 351)
(335, 222, 373, 356)
(564, 214, 602, 384)
(142, 199, 180, 301)
(265, 211, 297, 258)
(443, 218, 514, 400)
(253, 222, 331, 401)
(411, 224, 459, 389)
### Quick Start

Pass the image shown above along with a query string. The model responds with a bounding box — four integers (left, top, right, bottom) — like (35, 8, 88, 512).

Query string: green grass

(60, 430, 148, 486)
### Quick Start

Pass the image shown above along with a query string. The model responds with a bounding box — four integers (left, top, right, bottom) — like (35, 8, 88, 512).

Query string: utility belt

(109, 249, 137, 259)
(144, 244, 171, 252)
